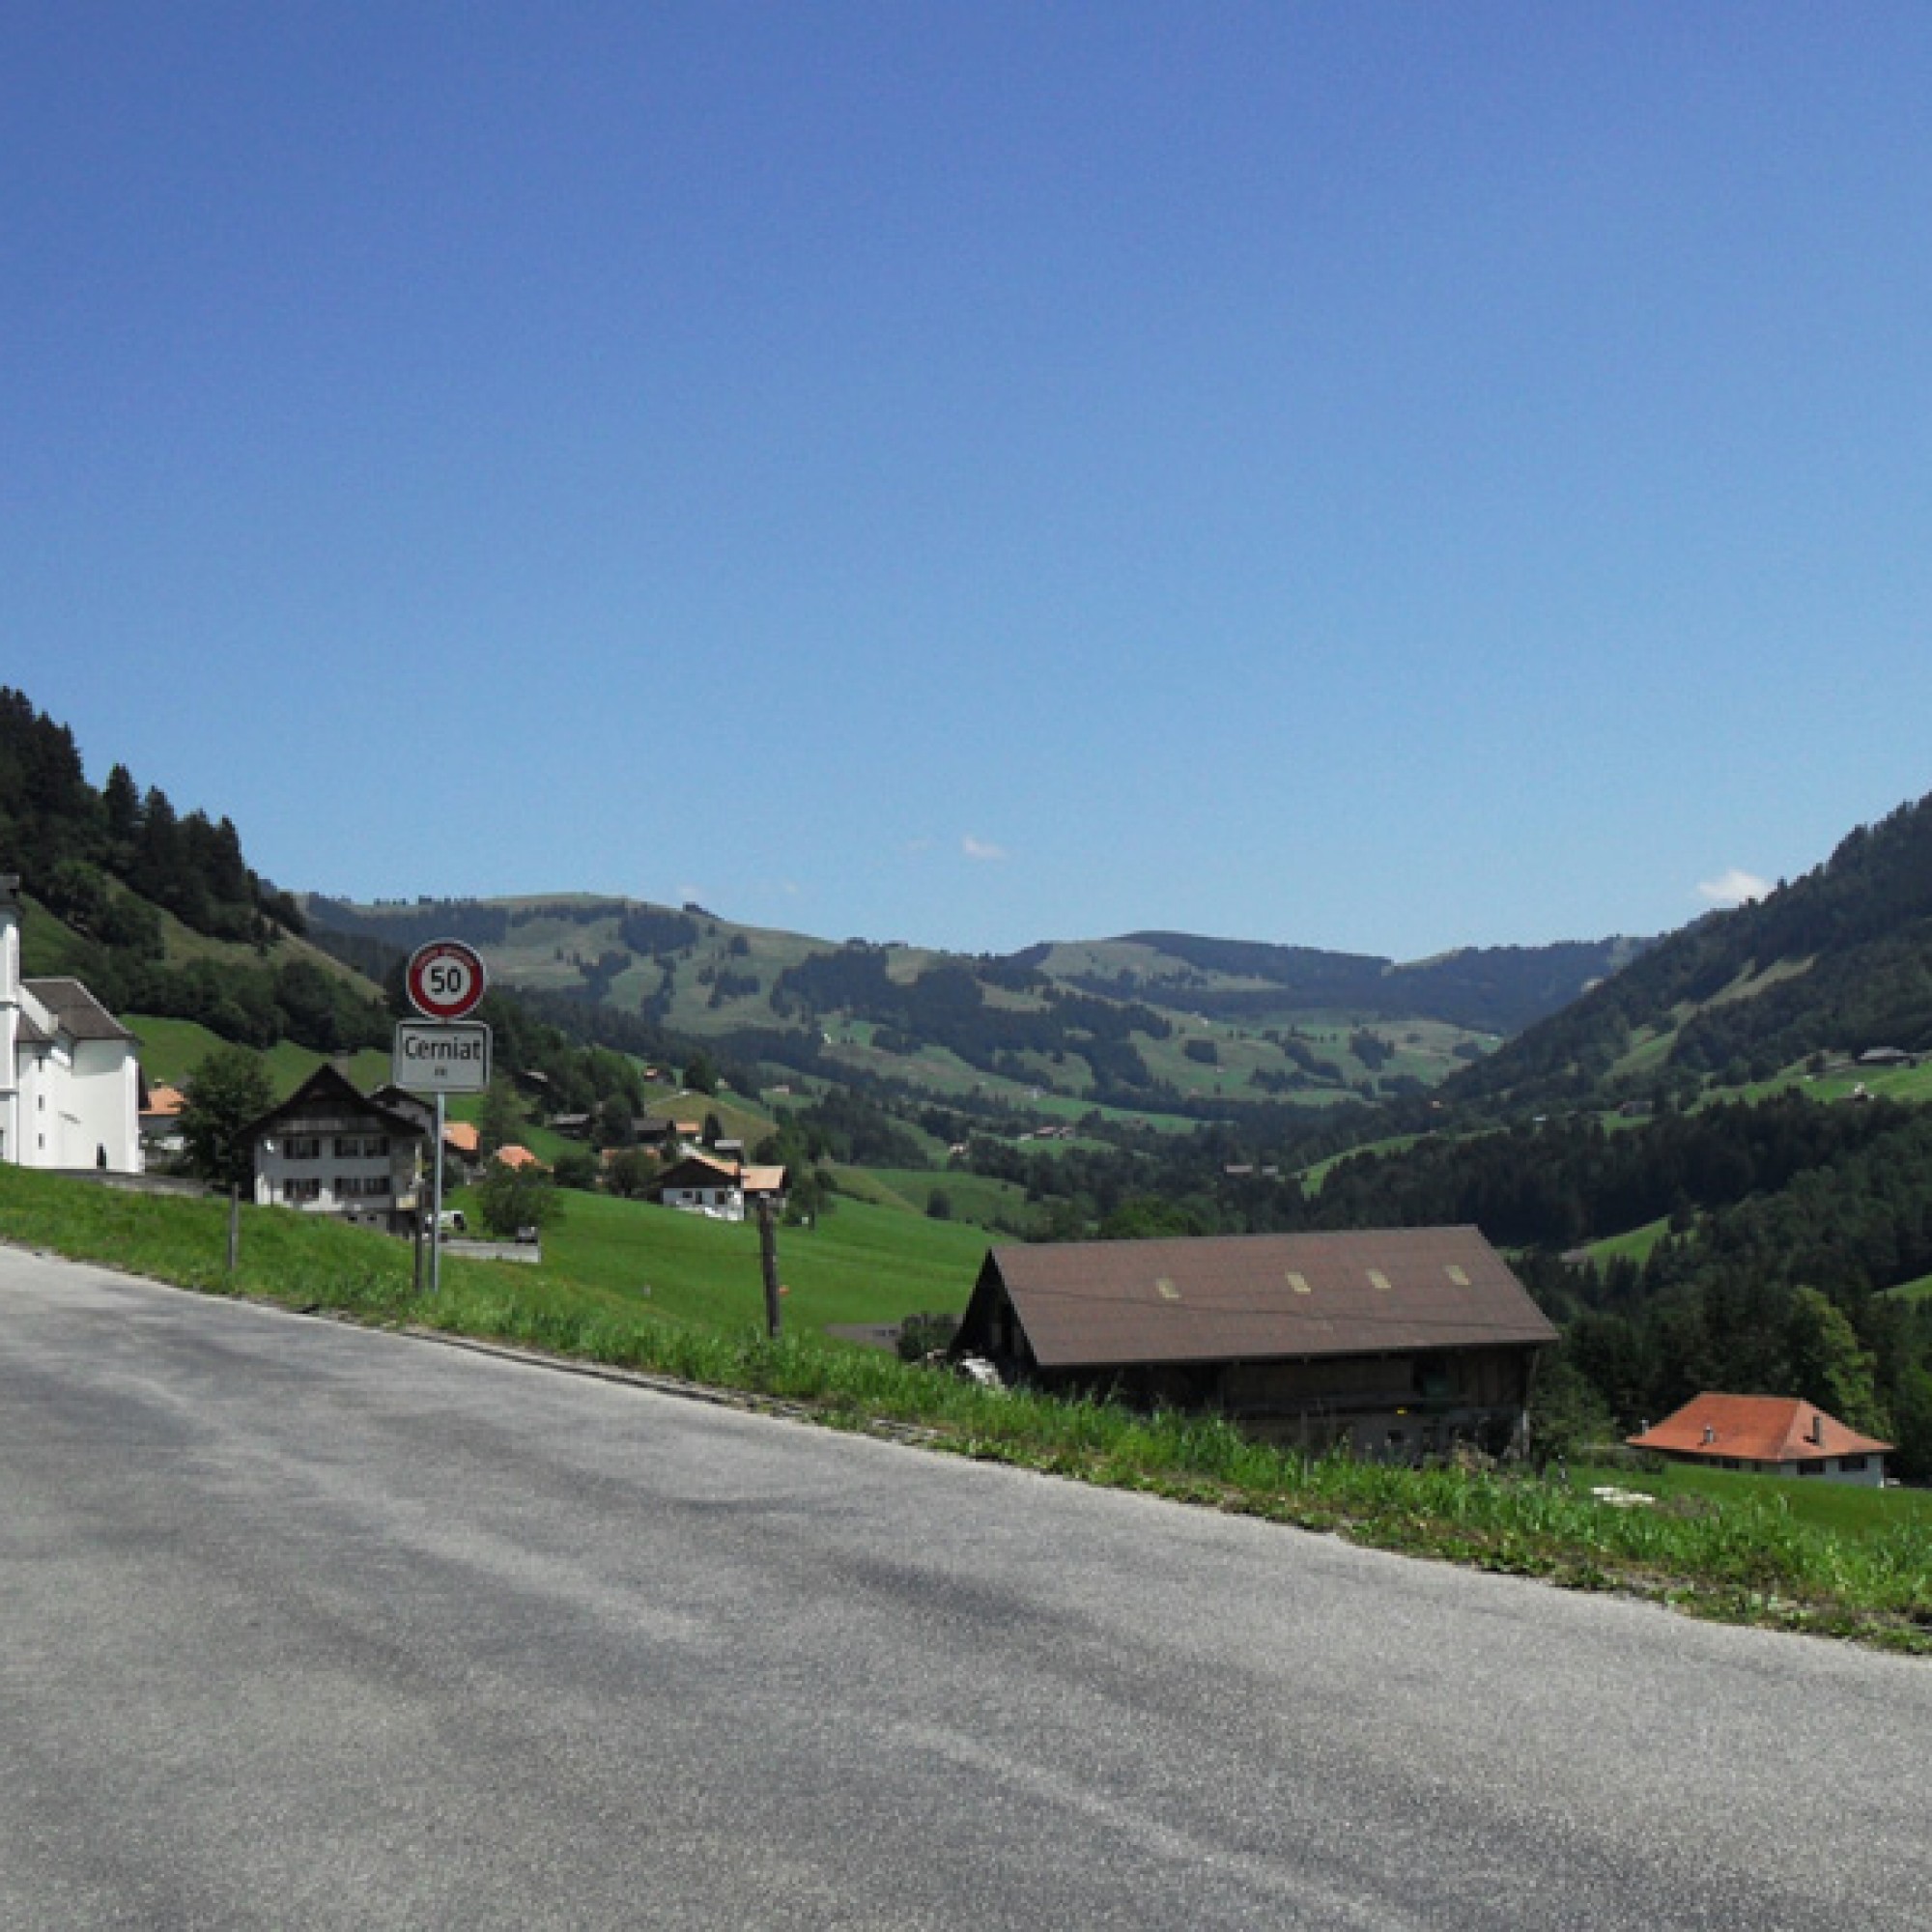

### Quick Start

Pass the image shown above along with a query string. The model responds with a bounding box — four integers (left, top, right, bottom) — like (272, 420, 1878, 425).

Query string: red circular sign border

(406, 940, 488, 1022)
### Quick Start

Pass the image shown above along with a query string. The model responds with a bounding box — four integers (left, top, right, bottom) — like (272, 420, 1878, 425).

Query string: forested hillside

(0, 692, 658, 1122)
(0, 688, 384, 1052)
(1441, 790, 1932, 1116)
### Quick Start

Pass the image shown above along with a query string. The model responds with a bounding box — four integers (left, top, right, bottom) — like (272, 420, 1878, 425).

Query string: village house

(0, 877, 141, 1173)
(250, 1064, 429, 1236)
(950, 1226, 1558, 1462)
(440, 1117, 482, 1179)
(652, 1151, 788, 1223)
(139, 1080, 186, 1158)
(1628, 1393, 1892, 1488)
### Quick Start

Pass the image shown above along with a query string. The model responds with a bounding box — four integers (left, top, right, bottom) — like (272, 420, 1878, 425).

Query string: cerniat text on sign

(391, 1020, 493, 1094)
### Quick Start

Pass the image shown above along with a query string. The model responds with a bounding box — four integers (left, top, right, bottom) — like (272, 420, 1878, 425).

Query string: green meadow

(497, 1184, 986, 1339)
(1571, 1457, 1932, 1539)
(127, 1013, 391, 1097)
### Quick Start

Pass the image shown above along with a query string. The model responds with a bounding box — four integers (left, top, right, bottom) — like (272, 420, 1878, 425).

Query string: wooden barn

(950, 1226, 1558, 1462)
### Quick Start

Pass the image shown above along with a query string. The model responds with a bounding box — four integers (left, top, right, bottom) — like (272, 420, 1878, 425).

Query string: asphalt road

(3, 1247, 1929, 1930)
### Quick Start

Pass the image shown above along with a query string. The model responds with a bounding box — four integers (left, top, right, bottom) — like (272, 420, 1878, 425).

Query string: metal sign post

(396, 940, 491, 1293)
(430, 1092, 445, 1296)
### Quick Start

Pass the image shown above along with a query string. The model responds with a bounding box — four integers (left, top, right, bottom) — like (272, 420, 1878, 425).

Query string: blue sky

(8, 4, 1931, 961)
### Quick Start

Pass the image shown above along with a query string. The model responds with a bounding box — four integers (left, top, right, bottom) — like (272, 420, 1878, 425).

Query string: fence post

(757, 1193, 781, 1340)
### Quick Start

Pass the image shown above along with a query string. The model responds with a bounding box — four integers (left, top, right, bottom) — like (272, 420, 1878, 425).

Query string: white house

(250, 1064, 431, 1236)
(1628, 1393, 1893, 1488)
(652, 1152, 788, 1223)
(0, 877, 142, 1173)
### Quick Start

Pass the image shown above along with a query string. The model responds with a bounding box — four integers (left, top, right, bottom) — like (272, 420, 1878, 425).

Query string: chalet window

(285, 1136, 321, 1161)
(1840, 1454, 1868, 1472)
(282, 1179, 322, 1204)
(1798, 1459, 1825, 1476)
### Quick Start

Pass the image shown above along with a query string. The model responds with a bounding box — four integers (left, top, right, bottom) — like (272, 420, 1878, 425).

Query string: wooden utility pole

(756, 1193, 781, 1339)
(226, 1186, 241, 1274)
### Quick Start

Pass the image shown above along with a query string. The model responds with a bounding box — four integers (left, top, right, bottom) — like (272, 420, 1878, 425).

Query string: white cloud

(962, 835, 1008, 863)
(1698, 867, 1771, 908)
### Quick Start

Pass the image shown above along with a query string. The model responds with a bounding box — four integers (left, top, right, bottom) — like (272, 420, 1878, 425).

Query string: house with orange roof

(140, 1080, 187, 1156)
(436, 1117, 483, 1180)
(490, 1143, 545, 1172)
(1628, 1393, 1892, 1488)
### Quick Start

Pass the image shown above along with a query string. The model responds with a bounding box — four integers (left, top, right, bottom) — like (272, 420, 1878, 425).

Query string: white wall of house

(0, 906, 20, 1167)
(1768, 1454, 1888, 1488)
(31, 1029, 143, 1172)
(1696, 1451, 1888, 1488)
(662, 1183, 745, 1222)
(255, 1125, 421, 1229)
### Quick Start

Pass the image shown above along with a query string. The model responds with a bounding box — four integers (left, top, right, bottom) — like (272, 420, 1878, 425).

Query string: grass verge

(4, 1164, 1928, 1655)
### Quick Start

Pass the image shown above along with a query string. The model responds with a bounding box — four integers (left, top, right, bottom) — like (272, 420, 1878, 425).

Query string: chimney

(1810, 1411, 1826, 1446)
(1702, 1424, 1717, 1445)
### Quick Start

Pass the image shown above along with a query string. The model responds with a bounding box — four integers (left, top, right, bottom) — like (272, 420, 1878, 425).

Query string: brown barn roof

(982, 1227, 1556, 1370)
(1628, 1393, 1892, 1463)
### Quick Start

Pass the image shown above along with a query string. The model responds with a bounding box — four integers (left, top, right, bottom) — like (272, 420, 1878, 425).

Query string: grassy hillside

(1569, 1457, 1932, 1539)
(505, 1186, 986, 1340)
(127, 1013, 391, 1097)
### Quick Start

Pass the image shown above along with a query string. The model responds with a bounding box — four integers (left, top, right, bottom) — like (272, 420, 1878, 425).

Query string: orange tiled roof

(1629, 1392, 1892, 1463)
(443, 1121, 481, 1154)
(143, 1083, 185, 1118)
(492, 1143, 543, 1170)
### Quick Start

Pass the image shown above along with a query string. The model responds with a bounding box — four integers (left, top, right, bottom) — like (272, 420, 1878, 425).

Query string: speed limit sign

(405, 939, 488, 1021)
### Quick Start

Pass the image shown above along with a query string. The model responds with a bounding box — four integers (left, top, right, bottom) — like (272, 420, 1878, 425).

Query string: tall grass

(4, 1164, 1927, 1650)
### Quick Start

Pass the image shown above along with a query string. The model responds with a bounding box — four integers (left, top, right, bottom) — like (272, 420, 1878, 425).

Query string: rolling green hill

(304, 891, 1637, 1127)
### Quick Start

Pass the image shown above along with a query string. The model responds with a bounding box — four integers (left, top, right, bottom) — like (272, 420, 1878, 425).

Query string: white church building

(0, 876, 143, 1173)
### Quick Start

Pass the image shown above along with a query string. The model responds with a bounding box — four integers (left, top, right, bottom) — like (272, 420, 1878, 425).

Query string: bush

(896, 1311, 959, 1361)
(475, 1160, 562, 1237)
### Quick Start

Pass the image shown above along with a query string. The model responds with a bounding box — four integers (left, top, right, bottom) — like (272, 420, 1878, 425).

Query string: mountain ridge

(303, 890, 1645, 1117)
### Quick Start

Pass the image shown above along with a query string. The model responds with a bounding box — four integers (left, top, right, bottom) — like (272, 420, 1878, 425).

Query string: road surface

(2, 1246, 1928, 1929)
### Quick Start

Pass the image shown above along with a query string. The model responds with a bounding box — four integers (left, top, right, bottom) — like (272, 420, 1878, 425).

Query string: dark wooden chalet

(951, 1227, 1558, 1461)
